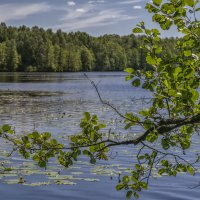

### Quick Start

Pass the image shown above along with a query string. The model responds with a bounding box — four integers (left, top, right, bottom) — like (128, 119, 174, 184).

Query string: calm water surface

(0, 72, 199, 200)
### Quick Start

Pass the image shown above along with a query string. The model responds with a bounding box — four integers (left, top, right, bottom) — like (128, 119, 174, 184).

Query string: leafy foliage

(0, 0, 200, 199)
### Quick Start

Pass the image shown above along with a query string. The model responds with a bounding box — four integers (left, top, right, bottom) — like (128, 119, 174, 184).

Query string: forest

(0, 23, 177, 72)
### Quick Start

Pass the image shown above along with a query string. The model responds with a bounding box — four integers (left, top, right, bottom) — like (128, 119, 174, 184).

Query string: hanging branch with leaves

(0, 0, 200, 199)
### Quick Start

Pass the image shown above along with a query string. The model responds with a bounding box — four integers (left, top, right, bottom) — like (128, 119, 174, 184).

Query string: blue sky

(0, 0, 181, 37)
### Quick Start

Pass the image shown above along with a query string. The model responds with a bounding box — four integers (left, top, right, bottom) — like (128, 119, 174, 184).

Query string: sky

(0, 0, 181, 37)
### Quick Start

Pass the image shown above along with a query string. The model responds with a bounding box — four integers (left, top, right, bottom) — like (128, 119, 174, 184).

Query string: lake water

(0, 72, 199, 200)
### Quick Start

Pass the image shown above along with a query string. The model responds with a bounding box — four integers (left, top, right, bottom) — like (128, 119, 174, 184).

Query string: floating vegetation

(4, 177, 25, 184)
(54, 180, 76, 185)
(0, 173, 18, 178)
(76, 161, 93, 166)
(71, 172, 83, 175)
(0, 91, 63, 97)
(0, 150, 10, 157)
(46, 173, 100, 183)
(23, 182, 51, 186)
(18, 170, 35, 176)
(45, 171, 59, 177)
(4, 179, 21, 185)
(81, 178, 99, 182)
(91, 167, 121, 177)
(48, 175, 74, 180)
(22, 162, 37, 167)
(117, 167, 132, 173)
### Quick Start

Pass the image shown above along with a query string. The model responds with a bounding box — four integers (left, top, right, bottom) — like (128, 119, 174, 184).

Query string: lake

(0, 72, 199, 200)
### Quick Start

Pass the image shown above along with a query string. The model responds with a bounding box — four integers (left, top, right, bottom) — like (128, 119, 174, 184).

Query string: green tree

(0, 23, 8, 42)
(106, 42, 127, 71)
(126, 48, 140, 69)
(54, 44, 63, 72)
(5, 40, 20, 71)
(80, 47, 95, 71)
(65, 45, 82, 72)
(45, 41, 56, 72)
(0, 42, 7, 71)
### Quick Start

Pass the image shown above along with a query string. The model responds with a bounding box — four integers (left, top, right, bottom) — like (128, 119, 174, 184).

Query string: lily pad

(55, 180, 76, 185)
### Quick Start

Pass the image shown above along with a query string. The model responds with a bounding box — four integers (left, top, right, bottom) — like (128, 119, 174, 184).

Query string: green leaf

(145, 29, 151, 35)
(158, 168, 166, 175)
(146, 55, 157, 65)
(2, 124, 11, 132)
(155, 47, 162, 54)
(195, 7, 200, 11)
(134, 192, 139, 199)
(83, 112, 91, 121)
(139, 109, 149, 117)
(153, 0, 162, 6)
(151, 28, 160, 36)
(116, 184, 124, 191)
(135, 164, 141, 170)
(90, 157, 96, 164)
(123, 175, 130, 183)
(180, 140, 191, 149)
(38, 160, 47, 168)
(140, 182, 148, 190)
(29, 131, 40, 139)
(146, 133, 158, 143)
(161, 138, 170, 150)
(184, 50, 192, 57)
(124, 68, 135, 74)
(133, 27, 143, 33)
(184, 0, 194, 7)
(83, 150, 91, 156)
(33, 154, 40, 161)
(146, 3, 160, 13)
(98, 124, 106, 129)
(138, 155, 145, 160)
(143, 119, 154, 130)
(126, 191, 133, 199)
(187, 165, 195, 175)
(22, 136, 29, 144)
(50, 139, 58, 145)
(132, 79, 141, 87)
(124, 123, 132, 130)
(161, 160, 169, 167)
(191, 90, 199, 102)
(125, 75, 133, 81)
(161, 3, 175, 14)
(42, 132, 51, 140)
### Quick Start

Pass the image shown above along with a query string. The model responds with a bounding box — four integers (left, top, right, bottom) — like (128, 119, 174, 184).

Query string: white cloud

(133, 5, 142, 9)
(119, 0, 144, 5)
(0, 3, 52, 22)
(0, 1, 140, 33)
(67, 1, 76, 6)
(88, 0, 105, 3)
(60, 4, 93, 21)
(53, 4, 138, 31)
(76, 8, 85, 12)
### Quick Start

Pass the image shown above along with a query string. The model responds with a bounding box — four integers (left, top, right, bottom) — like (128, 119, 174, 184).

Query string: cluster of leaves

(117, 0, 200, 198)
(0, 112, 108, 169)
(0, 0, 200, 199)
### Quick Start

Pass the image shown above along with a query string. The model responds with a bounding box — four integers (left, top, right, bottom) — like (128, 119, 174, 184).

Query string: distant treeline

(0, 23, 177, 72)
